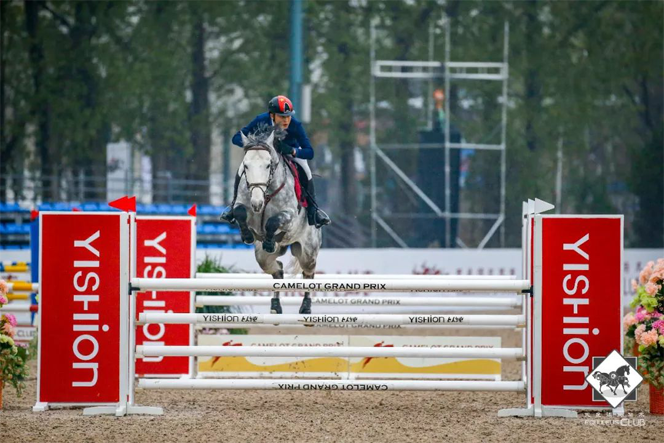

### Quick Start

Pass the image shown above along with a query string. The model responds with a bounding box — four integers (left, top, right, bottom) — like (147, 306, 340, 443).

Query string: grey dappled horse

(231, 127, 322, 314)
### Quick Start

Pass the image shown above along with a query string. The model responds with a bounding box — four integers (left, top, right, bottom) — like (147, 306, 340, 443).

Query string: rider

(220, 95, 331, 228)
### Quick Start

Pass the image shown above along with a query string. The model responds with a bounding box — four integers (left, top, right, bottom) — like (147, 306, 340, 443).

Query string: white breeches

(292, 157, 312, 180)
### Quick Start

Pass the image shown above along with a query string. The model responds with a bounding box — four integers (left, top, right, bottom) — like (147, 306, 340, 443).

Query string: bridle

(243, 142, 287, 226)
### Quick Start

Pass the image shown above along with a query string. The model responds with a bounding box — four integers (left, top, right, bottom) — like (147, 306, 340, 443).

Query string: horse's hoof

(263, 240, 276, 253)
(270, 297, 282, 314)
(241, 230, 254, 244)
(299, 297, 312, 315)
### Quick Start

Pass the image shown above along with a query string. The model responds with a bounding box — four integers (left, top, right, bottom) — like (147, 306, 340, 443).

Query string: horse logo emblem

(585, 350, 643, 408)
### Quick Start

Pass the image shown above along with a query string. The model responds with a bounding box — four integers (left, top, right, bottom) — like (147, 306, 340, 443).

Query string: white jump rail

(196, 323, 525, 330)
(139, 378, 526, 392)
(0, 304, 38, 313)
(196, 273, 517, 280)
(132, 277, 531, 293)
(140, 312, 525, 327)
(195, 295, 523, 308)
(136, 345, 524, 359)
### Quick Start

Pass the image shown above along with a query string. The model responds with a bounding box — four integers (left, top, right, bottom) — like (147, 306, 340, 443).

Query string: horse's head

(241, 129, 279, 213)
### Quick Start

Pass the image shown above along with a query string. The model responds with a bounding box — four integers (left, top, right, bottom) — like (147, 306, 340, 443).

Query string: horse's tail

(286, 256, 303, 277)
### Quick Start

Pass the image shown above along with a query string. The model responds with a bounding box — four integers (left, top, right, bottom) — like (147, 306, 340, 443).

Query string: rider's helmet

(268, 95, 295, 116)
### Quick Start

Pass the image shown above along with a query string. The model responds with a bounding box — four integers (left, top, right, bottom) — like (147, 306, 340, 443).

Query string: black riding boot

(220, 172, 241, 224)
(304, 179, 331, 228)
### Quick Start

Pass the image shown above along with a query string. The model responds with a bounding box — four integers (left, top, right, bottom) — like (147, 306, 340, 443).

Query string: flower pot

(632, 343, 640, 357)
(650, 384, 664, 415)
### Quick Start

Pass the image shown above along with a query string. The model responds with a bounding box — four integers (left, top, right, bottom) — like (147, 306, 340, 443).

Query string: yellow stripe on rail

(8, 293, 29, 300)
(3, 265, 29, 273)
(6, 281, 39, 293)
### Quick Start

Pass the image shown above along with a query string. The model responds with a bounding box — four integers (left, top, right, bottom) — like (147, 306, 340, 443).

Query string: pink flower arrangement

(637, 328, 659, 347)
(653, 320, 664, 335)
(0, 280, 30, 396)
(628, 258, 664, 388)
(623, 312, 638, 330)
(635, 306, 650, 322)
(2, 313, 17, 327)
(2, 322, 15, 338)
(646, 282, 661, 296)
(639, 260, 664, 285)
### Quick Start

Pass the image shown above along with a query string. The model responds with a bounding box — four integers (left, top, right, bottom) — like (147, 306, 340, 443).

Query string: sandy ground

(1, 325, 662, 443)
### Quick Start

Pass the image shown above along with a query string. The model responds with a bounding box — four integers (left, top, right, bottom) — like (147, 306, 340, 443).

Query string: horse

(592, 364, 632, 395)
(611, 364, 631, 395)
(592, 371, 614, 394)
(230, 126, 322, 315)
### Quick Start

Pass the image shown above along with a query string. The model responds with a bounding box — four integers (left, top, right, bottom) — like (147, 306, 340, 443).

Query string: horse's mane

(244, 124, 287, 150)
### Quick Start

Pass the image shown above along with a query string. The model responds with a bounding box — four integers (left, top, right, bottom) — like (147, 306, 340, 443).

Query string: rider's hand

(277, 140, 293, 156)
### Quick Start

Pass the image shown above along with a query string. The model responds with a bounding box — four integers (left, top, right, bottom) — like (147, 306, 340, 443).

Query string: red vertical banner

(539, 216, 623, 408)
(38, 213, 128, 404)
(135, 217, 195, 376)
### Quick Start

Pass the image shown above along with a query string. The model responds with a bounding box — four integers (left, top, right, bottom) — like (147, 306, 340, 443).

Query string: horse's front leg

(262, 211, 293, 253)
(270, 260, 284, 314)
(234, 205, 254, 245)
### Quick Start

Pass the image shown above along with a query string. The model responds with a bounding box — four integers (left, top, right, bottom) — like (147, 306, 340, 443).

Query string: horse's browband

(244, 143, 272, 152)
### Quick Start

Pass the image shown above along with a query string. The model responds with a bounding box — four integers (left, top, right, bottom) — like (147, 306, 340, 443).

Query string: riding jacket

(232, 113, 314, 160)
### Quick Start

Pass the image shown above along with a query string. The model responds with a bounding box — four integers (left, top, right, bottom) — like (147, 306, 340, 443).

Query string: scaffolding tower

(369, 20, 510, 249)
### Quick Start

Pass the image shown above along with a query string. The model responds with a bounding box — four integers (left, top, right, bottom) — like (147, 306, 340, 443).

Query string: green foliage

(0, 335, 28, 397)
(1, 0, 661, 245)
(196, 254, 247, 335)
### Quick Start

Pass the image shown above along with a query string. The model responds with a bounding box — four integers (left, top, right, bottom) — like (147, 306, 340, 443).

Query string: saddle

(285, 158, 308, 209)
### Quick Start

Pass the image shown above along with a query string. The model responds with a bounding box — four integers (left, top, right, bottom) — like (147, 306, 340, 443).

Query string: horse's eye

(266, 165, 270, 169)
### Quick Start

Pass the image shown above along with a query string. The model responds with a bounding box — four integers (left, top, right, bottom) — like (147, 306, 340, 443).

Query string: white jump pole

(139, 378, 526, 392)
(196, 323, 524, 330)
(132, 278, 531, 293)
(140, 312, 525, 327)
(196, 273, 516, 280)
(0, 304, 38, 312)
(136, 345, 523, 359)
(195, 295, 522, 308)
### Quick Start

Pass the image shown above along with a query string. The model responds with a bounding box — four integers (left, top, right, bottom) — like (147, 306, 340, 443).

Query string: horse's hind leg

(291, 242, 317, 315)
(255, 246, 284, 314)
(298, 271, 314, 314)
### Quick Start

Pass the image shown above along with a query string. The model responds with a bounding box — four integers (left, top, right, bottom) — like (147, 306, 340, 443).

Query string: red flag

(127, 196, 136, 212)
(187, 204, 197, 217)
(30, 209, 39, 221)
(108, 196, 135, 212)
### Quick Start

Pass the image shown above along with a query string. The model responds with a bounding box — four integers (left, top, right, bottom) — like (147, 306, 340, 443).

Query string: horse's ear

(266, 131, 275, 148)
(241, 131, 250, 146)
